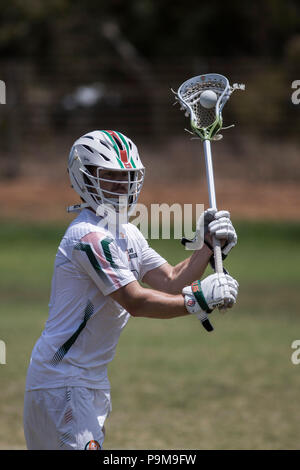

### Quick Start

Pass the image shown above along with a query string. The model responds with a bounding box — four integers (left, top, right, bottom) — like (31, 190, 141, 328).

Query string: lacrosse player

(23, 130, 238, 450)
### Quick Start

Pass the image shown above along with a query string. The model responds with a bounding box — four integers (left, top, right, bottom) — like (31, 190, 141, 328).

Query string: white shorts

(23, 386, 111, 450)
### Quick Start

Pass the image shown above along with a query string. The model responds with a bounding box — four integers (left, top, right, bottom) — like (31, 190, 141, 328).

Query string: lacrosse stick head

(175, 73, 245, 141)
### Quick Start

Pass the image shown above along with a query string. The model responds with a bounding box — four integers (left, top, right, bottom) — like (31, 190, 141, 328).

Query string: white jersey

(25, 209, 166, 391)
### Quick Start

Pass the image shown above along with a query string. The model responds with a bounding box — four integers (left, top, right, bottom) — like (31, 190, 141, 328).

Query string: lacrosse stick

(173, 73, 244, 330)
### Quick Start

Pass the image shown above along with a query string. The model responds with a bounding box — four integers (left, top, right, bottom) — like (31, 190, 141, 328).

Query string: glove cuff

(191, 280, 213, 313)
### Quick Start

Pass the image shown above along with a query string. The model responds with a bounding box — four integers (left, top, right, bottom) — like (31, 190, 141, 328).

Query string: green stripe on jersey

(101, 237, 119, 270)
(50, 301, 94, 365)
(74, 242, 112, 287)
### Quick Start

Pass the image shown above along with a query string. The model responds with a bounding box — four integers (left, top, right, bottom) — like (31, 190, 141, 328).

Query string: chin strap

(67, 202, 89, 213)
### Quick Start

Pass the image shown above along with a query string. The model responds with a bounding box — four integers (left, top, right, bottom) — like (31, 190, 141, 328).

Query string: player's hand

(182, 273, 239, 331)
(204, 208, 237, 256)
(183, 273, 239, 312)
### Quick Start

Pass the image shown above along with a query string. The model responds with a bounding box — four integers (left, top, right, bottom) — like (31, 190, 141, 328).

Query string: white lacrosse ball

(199, 90, 218, 109)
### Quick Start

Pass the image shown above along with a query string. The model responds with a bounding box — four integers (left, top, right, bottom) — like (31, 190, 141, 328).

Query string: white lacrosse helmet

(67, 130, 145, 215)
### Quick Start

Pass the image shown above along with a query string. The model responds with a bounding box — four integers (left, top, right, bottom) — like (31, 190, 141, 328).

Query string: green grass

(0, 220, 300, 449)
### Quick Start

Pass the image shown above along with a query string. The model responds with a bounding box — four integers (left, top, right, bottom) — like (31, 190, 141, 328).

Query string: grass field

(0, 220, 300, 449)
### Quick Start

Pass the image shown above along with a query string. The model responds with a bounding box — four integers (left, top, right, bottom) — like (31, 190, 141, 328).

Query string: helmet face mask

(68, 130, 145, 215)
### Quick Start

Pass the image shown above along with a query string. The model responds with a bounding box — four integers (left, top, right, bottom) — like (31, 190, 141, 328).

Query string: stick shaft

(203, 140, 223, 274)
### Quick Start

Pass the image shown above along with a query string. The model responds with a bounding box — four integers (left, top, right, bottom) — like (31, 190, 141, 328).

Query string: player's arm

(110, 273, 239, 321)
(142, 243, 213, 295)
(143, 209, 237, 294)
(110, 280, 188, 319)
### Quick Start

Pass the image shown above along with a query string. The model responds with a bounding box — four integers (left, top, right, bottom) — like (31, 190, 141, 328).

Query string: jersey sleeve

(135, 229, 167, 281)
(72, 231, 136, 296)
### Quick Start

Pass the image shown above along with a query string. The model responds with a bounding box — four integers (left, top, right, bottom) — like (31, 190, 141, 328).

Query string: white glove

(182, 273, 239, 331)
(182, 208, 237, 254)
(204, 208, 237, 256)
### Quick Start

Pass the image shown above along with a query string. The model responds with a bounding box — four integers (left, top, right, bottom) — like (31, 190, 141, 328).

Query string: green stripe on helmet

(115, 131, 129, 156)
(101, 130, 125, 169)
(129, 157, 136, 169)
(115, 131, 136, 169)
